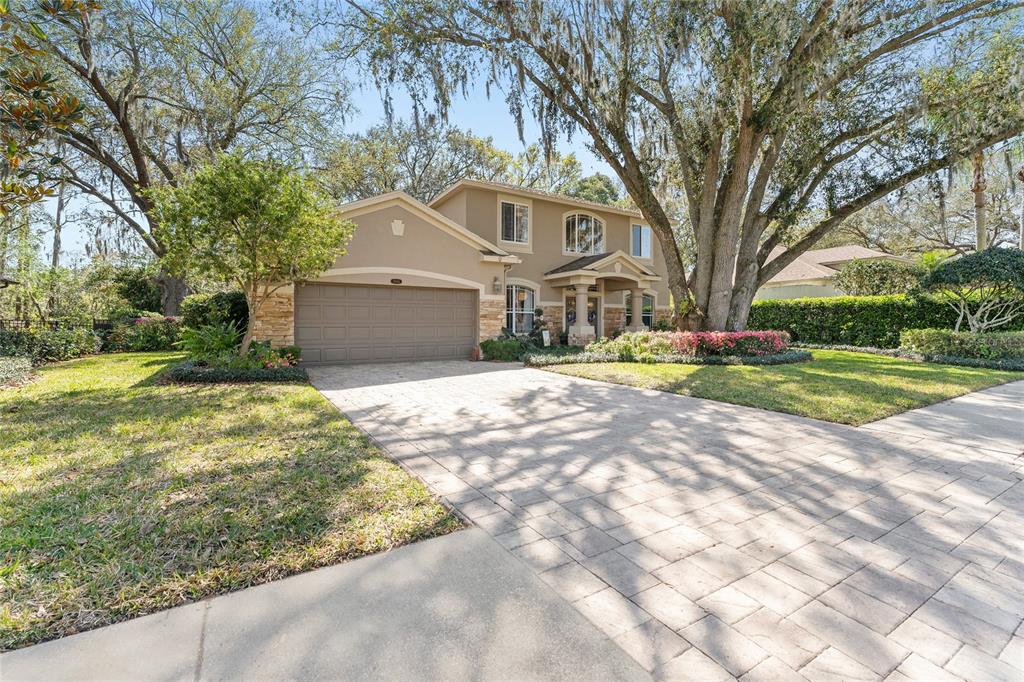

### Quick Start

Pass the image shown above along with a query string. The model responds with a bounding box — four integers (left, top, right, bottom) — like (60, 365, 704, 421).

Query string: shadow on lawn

(0, 358, 458, 651)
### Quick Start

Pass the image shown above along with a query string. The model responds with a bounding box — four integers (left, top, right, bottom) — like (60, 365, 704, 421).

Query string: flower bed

(588, 330, 790, 361)
(524, 349, 811, 367)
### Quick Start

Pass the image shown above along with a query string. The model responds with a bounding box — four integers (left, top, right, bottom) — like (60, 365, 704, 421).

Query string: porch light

(492, 276, 501, 294)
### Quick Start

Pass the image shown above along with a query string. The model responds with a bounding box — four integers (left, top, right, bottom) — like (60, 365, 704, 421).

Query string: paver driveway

(312, 362, 1024, 681)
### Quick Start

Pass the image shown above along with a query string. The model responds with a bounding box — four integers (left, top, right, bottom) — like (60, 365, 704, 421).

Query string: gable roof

(765, 246, 906, 284)
(545, 250, 659, 279)
(429, 179, 644, 218)
(339, 191, 516, 260)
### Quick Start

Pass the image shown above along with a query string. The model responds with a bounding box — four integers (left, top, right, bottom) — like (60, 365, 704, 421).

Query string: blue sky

(54, 77, 611, 259)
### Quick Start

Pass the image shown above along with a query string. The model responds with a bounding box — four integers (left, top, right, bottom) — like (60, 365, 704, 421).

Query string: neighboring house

(252, 179, 672, 363)
(755, 245, 907, 300)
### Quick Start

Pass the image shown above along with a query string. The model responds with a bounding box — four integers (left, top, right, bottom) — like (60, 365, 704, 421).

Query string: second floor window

(565, 213, 605, 254)
(501, 201, 530, 243)
(631, 224, 652, 259)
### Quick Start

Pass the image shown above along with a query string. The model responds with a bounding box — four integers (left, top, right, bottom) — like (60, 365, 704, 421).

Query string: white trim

(339, 191, 511, 257)
(315, 266, 503, 300)
(505, 282, 537, 334)
(497, 194, 533, 253)
(584, 250, 659, 277)
(561, 210, 606, 256)
(430, 179, 644, 218)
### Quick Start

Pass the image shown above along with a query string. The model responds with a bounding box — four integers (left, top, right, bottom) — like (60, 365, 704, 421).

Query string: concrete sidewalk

(861, 379, 1024, 454)
(0, 529, 649, 682)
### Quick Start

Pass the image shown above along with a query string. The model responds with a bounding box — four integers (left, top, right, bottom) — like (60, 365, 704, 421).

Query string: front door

(565, 296, 601, 336)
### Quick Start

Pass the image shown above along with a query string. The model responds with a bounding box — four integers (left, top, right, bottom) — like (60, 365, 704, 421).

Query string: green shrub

(179, 292, 249, 330)
(105, 316, 181, 352)
(176, 321, 242, 360)
(746, 294, 1024, 347)
(900, 328, 1024, 359)
(832, 259, 925, 296)
(166, 360, 307, 383)
(0, 328, 101, 364)
(480, 338, 527, 361)
(920, 247, 1024, 333)
(0, 357, 33, 385)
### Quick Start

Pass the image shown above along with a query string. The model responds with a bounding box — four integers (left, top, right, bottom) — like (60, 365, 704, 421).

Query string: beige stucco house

(754, 245, 908, 300)
(252, 179, 673, 363)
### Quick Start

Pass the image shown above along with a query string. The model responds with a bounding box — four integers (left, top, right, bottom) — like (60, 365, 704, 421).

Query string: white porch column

(568, 285, 596, 346)
(627, 287, 646, 332)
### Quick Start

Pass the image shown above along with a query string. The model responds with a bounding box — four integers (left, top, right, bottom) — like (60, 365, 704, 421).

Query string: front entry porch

(544, 250, 661, 345)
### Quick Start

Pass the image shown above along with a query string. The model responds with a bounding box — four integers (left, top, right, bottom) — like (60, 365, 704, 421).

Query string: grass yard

(545, 350, 1019, 425)
(0, 353, 460, 651)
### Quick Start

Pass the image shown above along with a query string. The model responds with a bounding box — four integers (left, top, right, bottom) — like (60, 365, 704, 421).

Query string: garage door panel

(296, 284, 477, 364)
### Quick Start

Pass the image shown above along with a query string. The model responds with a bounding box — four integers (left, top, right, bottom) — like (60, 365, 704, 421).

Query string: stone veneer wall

(540, 305, 564, 336)
(479, 298, 505, 341)
(251, 285, 295, 347)
(604, 306, 625, 336)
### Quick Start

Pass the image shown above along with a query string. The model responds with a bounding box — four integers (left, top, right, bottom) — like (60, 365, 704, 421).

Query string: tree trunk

(972, 151, 987, 251)
(1017, 167, 1024, 249)
(47, 178, 66, 317)
(158, 272, 190, 316)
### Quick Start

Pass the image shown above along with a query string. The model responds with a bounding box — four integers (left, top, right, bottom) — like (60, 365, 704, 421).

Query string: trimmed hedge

(0, 328, 101, 364)
(0, 357, 33, 385)
(749, 294, 1024, 348)
(525, 350, 812, 367)
(900, 329, 1024, 360)
(166, 360, 308, 383)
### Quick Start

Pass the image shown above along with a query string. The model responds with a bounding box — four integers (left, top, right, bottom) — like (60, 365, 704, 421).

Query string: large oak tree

(26, 0, 346, 313)
(340, 0, 1024, 329)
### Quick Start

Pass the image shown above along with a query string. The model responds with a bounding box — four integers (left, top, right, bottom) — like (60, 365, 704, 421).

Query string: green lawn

(545, 350, 1018, 425)
(0, 353, 460, 651)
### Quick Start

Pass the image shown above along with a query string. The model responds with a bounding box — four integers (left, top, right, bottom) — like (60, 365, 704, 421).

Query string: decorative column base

(568, 325, 596, 347)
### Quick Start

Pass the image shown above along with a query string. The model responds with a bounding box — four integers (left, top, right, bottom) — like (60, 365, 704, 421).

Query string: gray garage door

(295, 283, 478, 364)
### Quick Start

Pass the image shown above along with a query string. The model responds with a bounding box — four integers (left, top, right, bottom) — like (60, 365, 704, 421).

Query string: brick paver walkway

(312, 363, 1024, 681)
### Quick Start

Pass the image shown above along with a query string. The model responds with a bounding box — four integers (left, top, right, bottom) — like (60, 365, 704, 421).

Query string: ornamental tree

(337, 1, 1024, 330)
(922, 247, 1024, 332)
(153, 154, 354, 354)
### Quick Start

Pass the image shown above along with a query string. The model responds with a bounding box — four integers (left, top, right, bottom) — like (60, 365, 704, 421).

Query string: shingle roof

(765, 246, 902, 284)
(545, 253, 612, 275)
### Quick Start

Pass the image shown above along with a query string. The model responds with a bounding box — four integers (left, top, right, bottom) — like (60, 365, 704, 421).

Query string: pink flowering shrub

(587, 330, 790, 360)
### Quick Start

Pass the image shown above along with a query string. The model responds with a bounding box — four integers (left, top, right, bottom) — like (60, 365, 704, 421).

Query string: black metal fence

(0, 319, 114, 332)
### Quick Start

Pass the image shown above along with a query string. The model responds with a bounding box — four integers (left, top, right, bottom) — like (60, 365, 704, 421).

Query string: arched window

(505, 284, 535, 334)
(625, 293, 654, 328)
(564, 213, 605, 255)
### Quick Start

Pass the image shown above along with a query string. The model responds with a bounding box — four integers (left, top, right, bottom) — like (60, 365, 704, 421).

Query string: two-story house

(252, 179, 673, 364)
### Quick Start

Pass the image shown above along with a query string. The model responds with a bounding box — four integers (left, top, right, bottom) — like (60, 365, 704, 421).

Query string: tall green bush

(747, 294, 1024, 348)
(180, 292, 249, 330)
(105, 316, 181, 352)
(0, 328, 101, 363)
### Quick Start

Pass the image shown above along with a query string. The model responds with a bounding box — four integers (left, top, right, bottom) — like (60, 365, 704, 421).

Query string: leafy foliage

(831, 259, 925, 296)
(342, 1, 1024, 331)
(167, 359, 307, 384)
(479, 338, 526, 361)
(588, 331, 791, 361)
(104, 316, 180, 352)
(0, 327, 100, 363)
(900, 328, 1024, 360)
(567, 173, 620, 205)
(175, 321, 241, 361)
(153, 154, 354, 353)
(179, 291, 249, 331)
(0, 356, 32, 385)
(0, 0, 90, 211)
(921, 248, 1024, 332)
